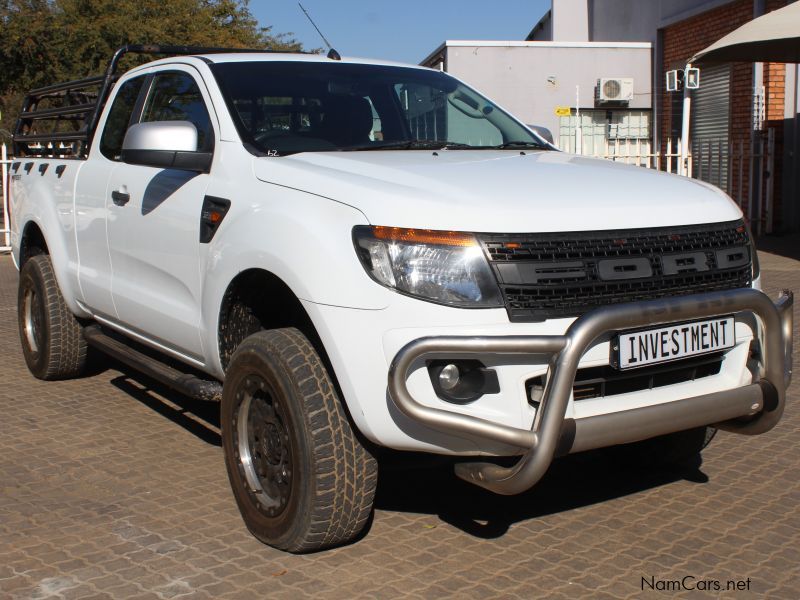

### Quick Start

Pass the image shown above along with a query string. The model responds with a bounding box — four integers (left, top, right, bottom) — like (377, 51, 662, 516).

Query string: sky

(251, 1, 552, 65)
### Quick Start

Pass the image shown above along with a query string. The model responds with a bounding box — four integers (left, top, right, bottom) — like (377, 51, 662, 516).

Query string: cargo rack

(13, 44, 304, 159)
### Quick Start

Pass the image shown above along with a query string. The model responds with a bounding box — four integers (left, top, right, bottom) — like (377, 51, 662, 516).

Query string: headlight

(353, 226, 503, 307)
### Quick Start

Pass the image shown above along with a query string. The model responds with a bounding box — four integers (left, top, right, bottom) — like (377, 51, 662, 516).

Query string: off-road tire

(624, 426, 717, 468)
(221, 328, 378, 553)
(17, 255, 87, 380)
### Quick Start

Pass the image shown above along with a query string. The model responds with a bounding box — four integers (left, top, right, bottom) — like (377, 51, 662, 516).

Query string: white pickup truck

(9, 45, 793, 553)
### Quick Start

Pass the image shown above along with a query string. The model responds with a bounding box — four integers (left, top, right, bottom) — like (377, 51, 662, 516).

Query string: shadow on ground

(374, 450, 706, 539)
(104, 361, 708, 542)
(109, 373, 222, 447)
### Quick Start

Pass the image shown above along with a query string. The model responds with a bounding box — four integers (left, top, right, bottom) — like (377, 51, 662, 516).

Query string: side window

(141, 72, 213, 151)
(99, 76, 146, 161)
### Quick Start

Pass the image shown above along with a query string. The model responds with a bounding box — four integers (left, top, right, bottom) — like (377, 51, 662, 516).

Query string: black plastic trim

(120, 149, 212, 172)
(111, 191, 130, 206)
(199, 196, 231, 243)
(83, 325, 222, 402)
(479, 220, 753, 322)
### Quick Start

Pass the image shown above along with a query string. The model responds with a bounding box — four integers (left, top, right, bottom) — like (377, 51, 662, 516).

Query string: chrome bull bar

(387, 288, 794, 495)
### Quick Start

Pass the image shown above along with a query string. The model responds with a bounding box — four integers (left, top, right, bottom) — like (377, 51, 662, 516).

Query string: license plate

(614, 315, 735, 370)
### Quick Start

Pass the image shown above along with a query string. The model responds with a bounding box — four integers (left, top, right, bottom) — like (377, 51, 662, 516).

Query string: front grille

(526, 353, 724, 405)
(480, 220, 752, 322)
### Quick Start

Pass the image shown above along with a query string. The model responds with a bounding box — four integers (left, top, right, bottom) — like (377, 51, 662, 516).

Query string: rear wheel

(221, 328, 377, 553)
(17, 255, 87, 380)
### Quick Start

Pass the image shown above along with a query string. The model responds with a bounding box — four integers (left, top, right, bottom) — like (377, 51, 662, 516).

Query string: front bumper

(388, 288, 793, 495)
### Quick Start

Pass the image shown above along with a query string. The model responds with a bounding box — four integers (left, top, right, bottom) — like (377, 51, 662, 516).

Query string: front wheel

(221, 328, 377, 553)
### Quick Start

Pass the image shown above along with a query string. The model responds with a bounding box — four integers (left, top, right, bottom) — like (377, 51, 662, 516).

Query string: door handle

(111, 190, 130, 206)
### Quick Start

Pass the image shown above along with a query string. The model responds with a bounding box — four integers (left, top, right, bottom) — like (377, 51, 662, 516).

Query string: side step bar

(84, 326, 222, 402)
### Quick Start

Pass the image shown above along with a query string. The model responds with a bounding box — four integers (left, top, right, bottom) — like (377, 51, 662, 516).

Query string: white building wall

(552, 0, 590, 41)
(441, 43, 652, 137)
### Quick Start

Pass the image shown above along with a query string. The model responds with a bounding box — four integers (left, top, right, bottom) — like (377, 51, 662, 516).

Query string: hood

(253, 150, 742, 233)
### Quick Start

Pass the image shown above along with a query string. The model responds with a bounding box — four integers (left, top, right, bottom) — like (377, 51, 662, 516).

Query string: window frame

(95, 66, 218, 163)
(209, 61, 547, 157)
(138, 70, 216, 153)
(98, 74, 148, 162)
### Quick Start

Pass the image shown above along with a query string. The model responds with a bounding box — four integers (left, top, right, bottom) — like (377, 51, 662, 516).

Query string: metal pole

(1, 143, 9, 250)
(738, 139, 744, 208)
(666, 138, 672, 173)
(766, 128, 775, 233)
(757, 136, 765, 234)
(575, 85, 582, 155)
(748, 136, 755, 224)
(653, 31, 663, 164)
(680, 63, 692, 177)
(636, 137, 641, 167)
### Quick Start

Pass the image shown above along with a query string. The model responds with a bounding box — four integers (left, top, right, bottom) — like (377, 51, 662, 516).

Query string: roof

(526, 9, 552, 41)
(138, 52, 428, 71)
(691, 1, 800, 64)
(420, 40, 652, 67)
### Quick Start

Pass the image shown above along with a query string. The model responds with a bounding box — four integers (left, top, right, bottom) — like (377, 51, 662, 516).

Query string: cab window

(99, 76, 146, 161)
(141, 72, 214, 151)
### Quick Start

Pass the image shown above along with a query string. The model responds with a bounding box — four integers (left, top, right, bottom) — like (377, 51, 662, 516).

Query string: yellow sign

(554, 106, 572, 117)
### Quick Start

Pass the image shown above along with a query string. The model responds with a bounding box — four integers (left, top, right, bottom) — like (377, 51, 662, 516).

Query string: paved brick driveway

(0, 250, 797, 599)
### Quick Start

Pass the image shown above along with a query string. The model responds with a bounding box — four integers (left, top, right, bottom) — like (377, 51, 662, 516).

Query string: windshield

(210, 61, 549, 156)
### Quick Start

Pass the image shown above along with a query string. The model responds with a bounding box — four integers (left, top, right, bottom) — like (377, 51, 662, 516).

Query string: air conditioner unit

(597, 78, 634, 103)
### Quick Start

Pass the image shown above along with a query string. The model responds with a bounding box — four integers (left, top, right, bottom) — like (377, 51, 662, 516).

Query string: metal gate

(690, 130, 776, 234)
(691, 64, 731, 187)
(1, 143, 10, 252)
(564, 128, 776, 235)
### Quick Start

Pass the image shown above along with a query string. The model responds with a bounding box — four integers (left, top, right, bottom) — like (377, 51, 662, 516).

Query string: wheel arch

(16, 216, 87, 318)
(217, 268, 325, 373)
(215, 268, 370, 439)
(19, 220, 49, 266)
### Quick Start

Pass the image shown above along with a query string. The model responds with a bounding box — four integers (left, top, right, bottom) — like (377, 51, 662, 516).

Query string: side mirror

(120, 121, 212, 172)
(527, 125, 554, 145)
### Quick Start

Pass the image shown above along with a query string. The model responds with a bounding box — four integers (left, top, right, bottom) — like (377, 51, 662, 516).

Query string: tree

(0, 0, 303, 134)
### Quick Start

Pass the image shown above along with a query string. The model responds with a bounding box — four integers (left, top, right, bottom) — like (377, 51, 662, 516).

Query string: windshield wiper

(488, 141, 550, 150)
(340, 140, 475, 151)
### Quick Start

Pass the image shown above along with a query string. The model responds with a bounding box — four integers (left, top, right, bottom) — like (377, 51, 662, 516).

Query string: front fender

(199, 183, 391, 374)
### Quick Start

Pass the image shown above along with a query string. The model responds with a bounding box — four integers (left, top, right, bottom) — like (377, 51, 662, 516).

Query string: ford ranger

(8, 45, 793, 553)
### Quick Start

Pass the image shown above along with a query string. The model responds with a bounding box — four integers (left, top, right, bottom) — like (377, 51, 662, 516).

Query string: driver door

(106, 68, 215, 359)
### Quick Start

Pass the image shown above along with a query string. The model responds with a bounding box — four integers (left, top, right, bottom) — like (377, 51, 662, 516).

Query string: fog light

(427, 360, 500, 404)
(438, 364, 461, 390)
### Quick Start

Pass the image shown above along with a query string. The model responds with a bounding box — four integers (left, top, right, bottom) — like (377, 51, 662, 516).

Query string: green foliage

(0, 0, 303, 134)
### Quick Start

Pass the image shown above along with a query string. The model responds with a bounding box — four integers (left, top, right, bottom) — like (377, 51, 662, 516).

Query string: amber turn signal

(371, 226, 477, 247)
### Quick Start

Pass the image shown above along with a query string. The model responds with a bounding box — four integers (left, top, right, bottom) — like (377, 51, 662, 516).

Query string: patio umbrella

(691, 1, 800, 64)
(679, 2, 800, 187)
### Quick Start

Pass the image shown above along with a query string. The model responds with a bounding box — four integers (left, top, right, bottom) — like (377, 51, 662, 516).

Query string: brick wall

(660, 0, 788, 230)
